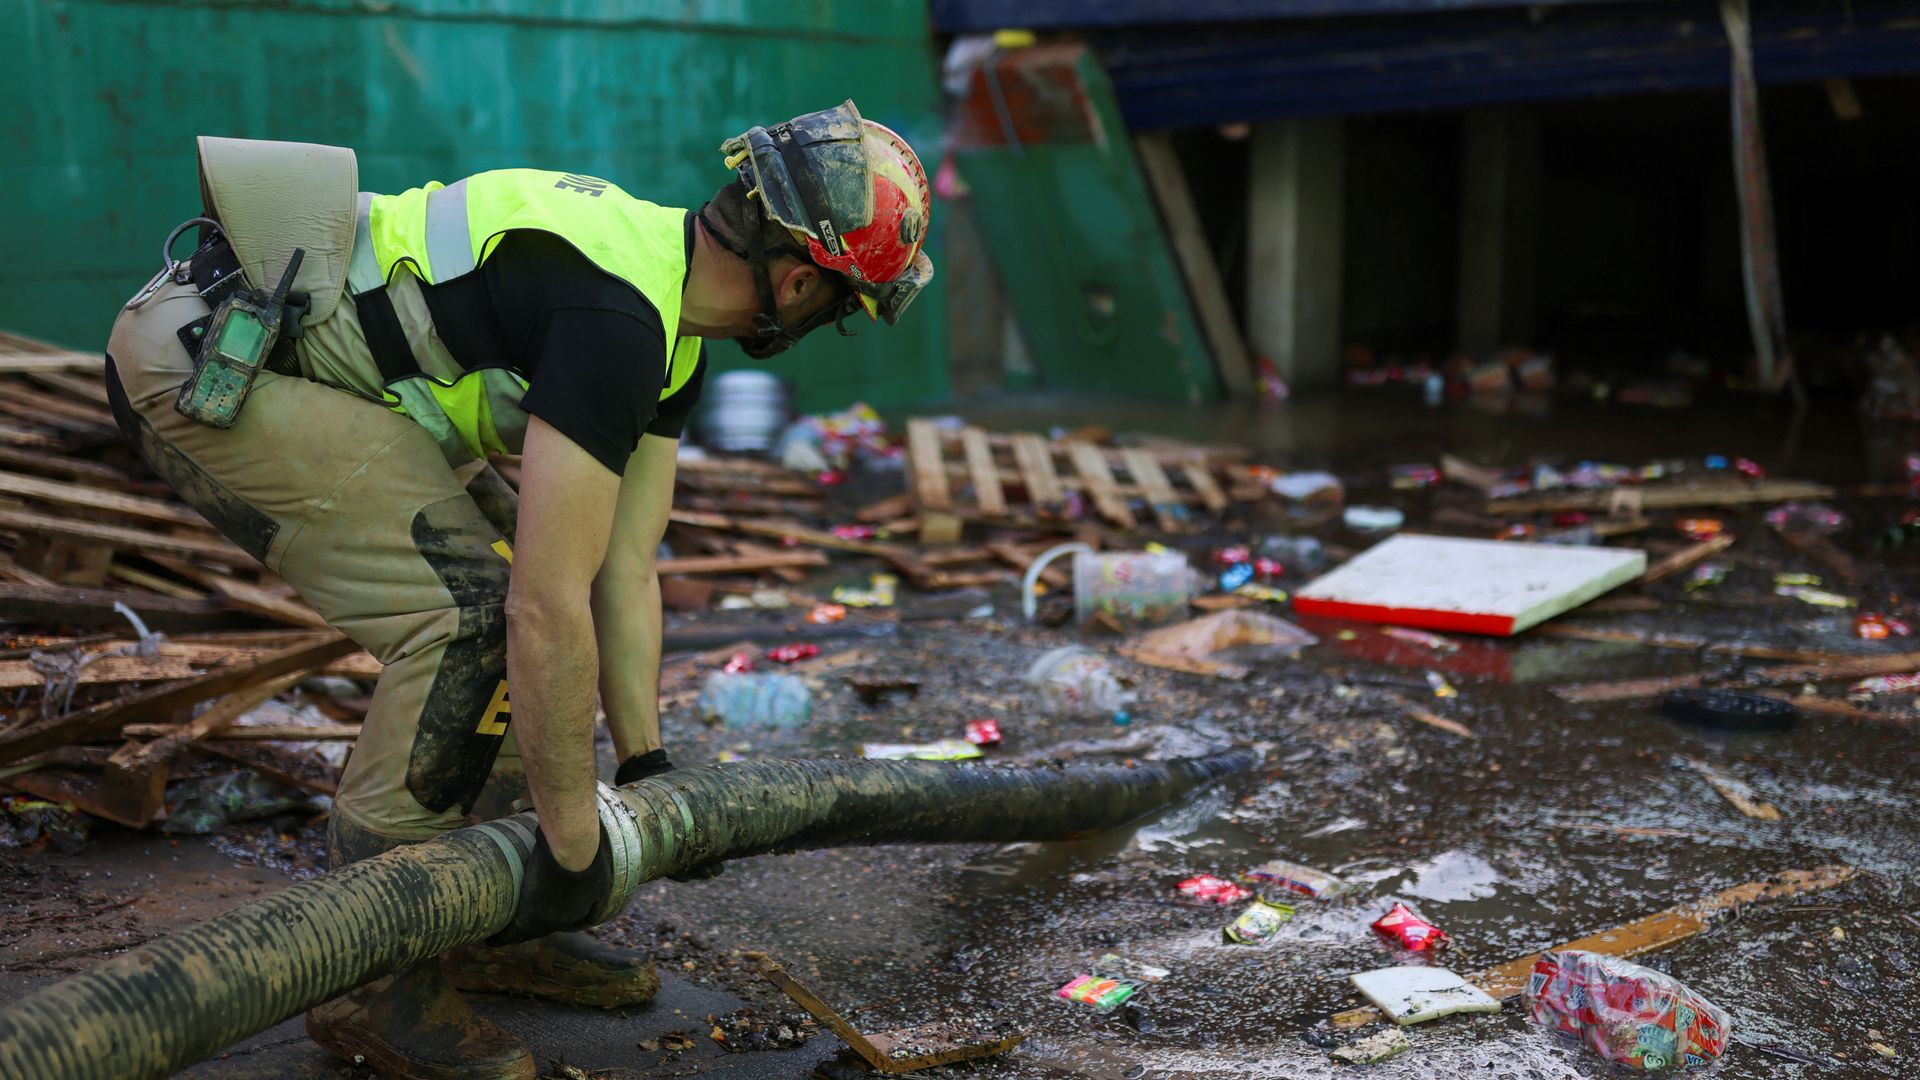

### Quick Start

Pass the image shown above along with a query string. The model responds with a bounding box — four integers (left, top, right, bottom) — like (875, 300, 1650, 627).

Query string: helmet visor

(722, 101, 872, 271)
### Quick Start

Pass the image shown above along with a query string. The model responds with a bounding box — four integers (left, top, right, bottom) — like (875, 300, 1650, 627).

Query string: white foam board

(1293, 534, 1647, 636)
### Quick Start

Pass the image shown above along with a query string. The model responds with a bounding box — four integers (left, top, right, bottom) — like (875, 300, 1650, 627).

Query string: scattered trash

(1132, 610, 1318, 664)
(1331, 1027, 1412, 1065)
(1371, 903, 1447, 951)
(1675, 517, 1724, 541)
(1055, 975, 1139, 1012)
(1659, 689, 1797, 733)
(1772, 572, 1822, 587)
(722, 651, 756, 674)
(1683, 562, 1728, 591)
(1854, 613, 1912, 640)
(1025, 647, 1136, 720)
(861, 739, 983, 761)
(1764, 501, 1848, 535)
(1243, 860, 1352, 901)
(832, 573, 898, 608)
(1775, 584, 1856, 608)
(1094, 954, 1170, 984)
(1390, 464, 1441, 490)
(1177, 875, 1254, 904)
(806, 603, 849, 624)
(1424, 671, 1458, 699)
(963, 718, 1002, 746)
(1269, 471, 1343, 502)
(698, 672, 813, 730)
(0, 796, 88, 854)
(751, 951, 1022, 1072)
(1294, 535, 1646, 636)
(1350, 966, 1500, 1025)
(1525, 950, 1731, 1072)
(1072, 551, 1192, 629)
(1261, 535, 1326, 573)
(1342, 506, 1404, 532)
(1218, 562, 1254, 591)
(1674, 755, 1782, 820)
(1234, 583, 1290, 604)
(1846, 672, 1920, 700)
(765, 643, 820, 664)
(1224, 899, 1295, 944)
(161, 771, 316, 834)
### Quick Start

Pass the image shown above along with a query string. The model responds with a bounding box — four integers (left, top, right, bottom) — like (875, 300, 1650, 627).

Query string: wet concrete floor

(2, 389, 1917, 1078)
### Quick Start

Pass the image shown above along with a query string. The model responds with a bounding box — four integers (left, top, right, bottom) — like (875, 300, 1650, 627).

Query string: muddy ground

(2, 390, 1917, 1078)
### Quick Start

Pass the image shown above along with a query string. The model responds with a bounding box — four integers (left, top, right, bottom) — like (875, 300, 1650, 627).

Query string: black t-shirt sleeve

(518, 305, 667, 475)
(646, 342, 707, 440)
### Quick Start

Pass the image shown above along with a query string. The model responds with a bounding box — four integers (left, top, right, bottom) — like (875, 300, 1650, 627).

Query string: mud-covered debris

(1331, 1027, 1412, 1064)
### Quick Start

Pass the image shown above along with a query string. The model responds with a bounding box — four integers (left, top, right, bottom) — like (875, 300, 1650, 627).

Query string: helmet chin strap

(698, 199, 859, 360)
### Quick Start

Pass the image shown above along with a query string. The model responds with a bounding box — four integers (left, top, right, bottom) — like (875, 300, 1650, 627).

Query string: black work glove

(614, 748, 674, 786)
(489, 824, 612, 946)
(614, 749, 725, 882)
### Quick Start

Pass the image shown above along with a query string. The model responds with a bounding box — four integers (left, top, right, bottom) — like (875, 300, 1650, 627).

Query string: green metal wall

(952, 47, 1218, 403)
(2, 0, 947, 413)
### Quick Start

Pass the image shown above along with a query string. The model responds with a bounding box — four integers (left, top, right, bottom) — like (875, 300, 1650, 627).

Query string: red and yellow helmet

(720, 100, 934, 325)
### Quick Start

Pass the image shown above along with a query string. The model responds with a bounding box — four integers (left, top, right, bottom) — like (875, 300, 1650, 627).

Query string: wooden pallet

(904, 419, 1236, 531)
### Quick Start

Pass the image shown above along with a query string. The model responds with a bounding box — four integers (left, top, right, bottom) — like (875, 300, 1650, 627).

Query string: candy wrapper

(1056, 975, 1138, 1012)
(805, 603, 847, 624)
(1776, 584, 1856, 608)
(1683, 563, 1727, 592)
(832, 573, 898, 608)
(721, 651, 755, 674)
(963, 718, 1002, 746)
(1177, 875, 1253, 905)
(1854, 613, 1913, 640)
(1847, 672, 1920, 700)
(1371, 902, 1447, 951)
(862, 738, 982, 761)
(1675, 518, 1723, 541)
(1219, 563, 1255, 591)
(1224, 899, 1295, 944)
(1243, 860, 1352, 901)
(1524, 949, 1730, 1072)
(764, 643, 819, 664)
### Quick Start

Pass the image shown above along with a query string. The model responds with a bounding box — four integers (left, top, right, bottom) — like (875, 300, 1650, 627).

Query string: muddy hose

(0, 751, 1251, 1080)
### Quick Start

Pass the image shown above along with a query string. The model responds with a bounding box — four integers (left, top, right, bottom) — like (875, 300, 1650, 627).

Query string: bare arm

(591, 436, 679, 761)
(506, 416, 620, 871)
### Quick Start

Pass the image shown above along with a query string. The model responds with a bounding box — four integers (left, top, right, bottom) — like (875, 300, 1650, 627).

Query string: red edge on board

(1290, 597, 1519, 637)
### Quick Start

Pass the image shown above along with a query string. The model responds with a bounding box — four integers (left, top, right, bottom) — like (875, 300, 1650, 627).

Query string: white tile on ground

(1348, 965, 1501, 1025)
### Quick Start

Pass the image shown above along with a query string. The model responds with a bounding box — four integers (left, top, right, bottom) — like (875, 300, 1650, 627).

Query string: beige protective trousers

(106, 268, 523, 839)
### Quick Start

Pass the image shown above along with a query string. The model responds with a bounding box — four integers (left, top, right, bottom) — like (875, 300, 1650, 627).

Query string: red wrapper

(805, 603, 847, 625)
(1371, 902, 1447, 951)
(1213, 546, 1252, 566)
(1252, 557, 1285, 578)
(1177, 875, 1254, 904)
(815, 470, 848, 486)
(721, 651, 755, 674)
(964, 718, 1002, 746)
(1733, 457, 1766, 479)
(1525, 949, 1730, 1071)
(1675, 517, 1724, 541)
(831, 524, 877, 540)
(766, 643, 820, 664)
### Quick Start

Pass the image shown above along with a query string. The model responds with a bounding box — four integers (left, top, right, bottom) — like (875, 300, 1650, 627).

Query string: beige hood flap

(195, 136, 357, 326)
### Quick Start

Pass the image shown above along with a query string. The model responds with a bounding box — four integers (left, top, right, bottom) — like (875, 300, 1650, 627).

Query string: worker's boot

(441, 933, 661, 1010)
(305, 817, 536, 1080)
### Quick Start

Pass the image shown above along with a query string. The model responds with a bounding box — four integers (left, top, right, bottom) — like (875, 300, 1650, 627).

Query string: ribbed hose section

(0, 752, 1251, 1080)
(0, 828, 521, 1080)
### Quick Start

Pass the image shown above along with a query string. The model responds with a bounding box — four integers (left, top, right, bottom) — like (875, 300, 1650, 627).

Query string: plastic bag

(1524, 950, 1731, 1072)
(1025, 647, 1135, 720)
(697, 673, 812, 730)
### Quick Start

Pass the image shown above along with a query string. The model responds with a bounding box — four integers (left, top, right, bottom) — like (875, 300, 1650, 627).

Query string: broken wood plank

(146, 554, 328, 628)
(110, 671, 306, 773)
(1122, 448, 1185, 532)
(1676, 755, 1781, 820)
(0, 554, 55, 588)
(1534, 623, 1855, 664)
(1488, 477, 1833, 515)
(0, 470, 208, 529)
(1134, 131, 1255, 397)
(0, 351, 106, 373)
(854, 493, 916, 524)
(23, 370, 111, 406)
(1556, 647, 1920, 703)
(0, 445, 129, 485)
(960, 427, 1006, 517)
(0, 508, 249, 564)
(195, 739, 341, 796)
(1011, 433, 1065, 515)
(123, 720, 359, 741)
(0, 633, 357, 765)
(1066, 441, 1136, 528)
(1179, 457, 1229, 514)
(0, 581, 244, 632)
(106, 561, 206, 600)
(1380, 690, 1476, 738)
(1332, 866, 1856, 1028)
(657, 551, 827, 576)
(4, 766, 168, 829)
(905, 419, 952, 511)
(1639, 534, 1736, 584)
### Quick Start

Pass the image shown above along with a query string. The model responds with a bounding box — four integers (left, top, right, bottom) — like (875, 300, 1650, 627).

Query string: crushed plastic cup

(698, 672, 812, 730)
(1371, 902, 1447, 951)
(1525, 949, 1730, 1072)
(1025, 646, 1136, 721)
(1177, 875, 1253, 904)
(1073, 551, 1191, 628)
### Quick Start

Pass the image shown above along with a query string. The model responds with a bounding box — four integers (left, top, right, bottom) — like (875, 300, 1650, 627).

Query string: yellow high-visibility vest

(345, 169, 703, 464)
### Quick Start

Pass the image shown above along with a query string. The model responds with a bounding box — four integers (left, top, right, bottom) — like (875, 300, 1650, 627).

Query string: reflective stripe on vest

(346, 170, 702, 465)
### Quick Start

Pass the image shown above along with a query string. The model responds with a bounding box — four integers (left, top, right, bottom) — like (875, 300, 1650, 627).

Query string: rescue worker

(103, 101, 932, 1080)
